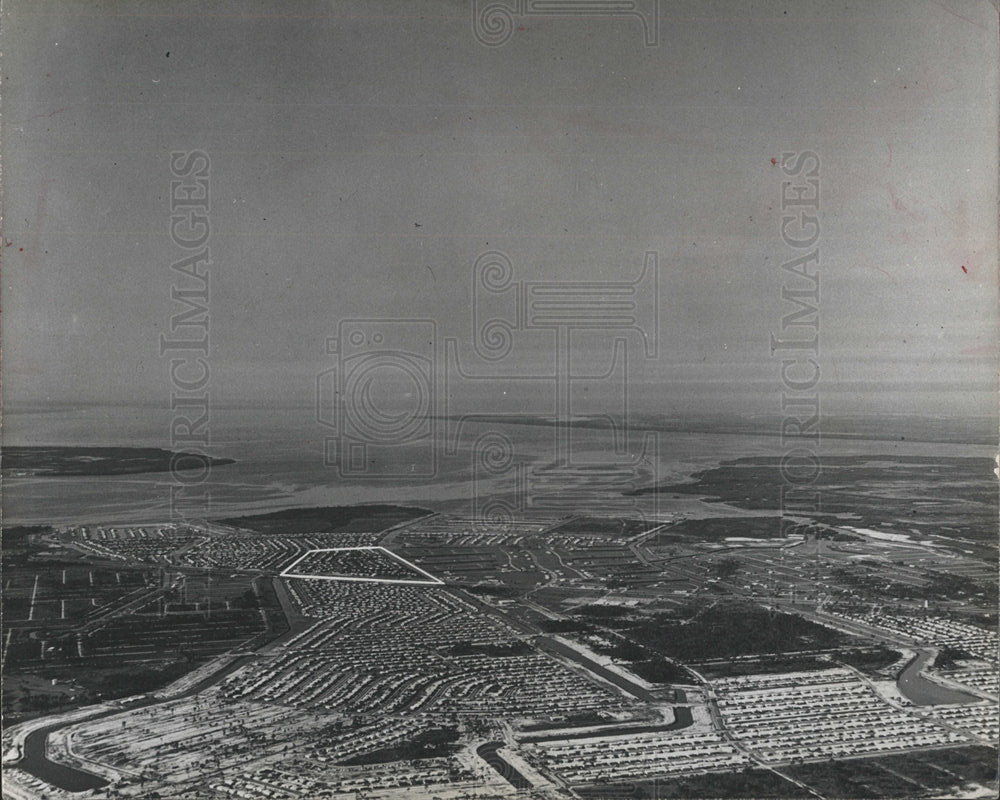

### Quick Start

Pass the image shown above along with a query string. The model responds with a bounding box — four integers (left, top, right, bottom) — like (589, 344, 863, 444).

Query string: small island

(1, 446, 235, 477)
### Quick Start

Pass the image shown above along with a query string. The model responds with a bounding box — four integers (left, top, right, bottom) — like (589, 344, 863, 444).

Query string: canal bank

(897, 649, 982, 706)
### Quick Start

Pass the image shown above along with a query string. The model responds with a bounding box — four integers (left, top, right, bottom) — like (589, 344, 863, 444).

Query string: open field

(1, 529, 284, 725)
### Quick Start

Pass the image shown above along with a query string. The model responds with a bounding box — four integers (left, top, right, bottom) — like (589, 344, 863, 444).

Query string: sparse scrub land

(577, 767, 804, 799)
(785, 747, 998, 798)
(624, 600, 846, 661)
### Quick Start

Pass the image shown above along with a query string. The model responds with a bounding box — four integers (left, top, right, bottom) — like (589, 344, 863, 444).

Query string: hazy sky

(3, 0, 997, 421)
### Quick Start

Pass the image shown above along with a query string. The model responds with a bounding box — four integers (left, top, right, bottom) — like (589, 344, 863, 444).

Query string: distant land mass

(628, 454, 998, 561)
(1, 446, 235, 476)
(216, 504, 433, 535)
(436, 413, 997, 445)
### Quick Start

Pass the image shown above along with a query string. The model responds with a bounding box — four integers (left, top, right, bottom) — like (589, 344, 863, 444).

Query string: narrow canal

(477, 742, 534, 790)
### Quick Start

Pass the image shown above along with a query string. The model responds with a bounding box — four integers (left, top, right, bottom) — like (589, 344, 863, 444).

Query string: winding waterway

(896, 649, 982, 706)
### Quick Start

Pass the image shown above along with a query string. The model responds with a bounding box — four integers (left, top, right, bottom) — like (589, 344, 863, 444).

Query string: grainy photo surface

(1, 2, 998, 799)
